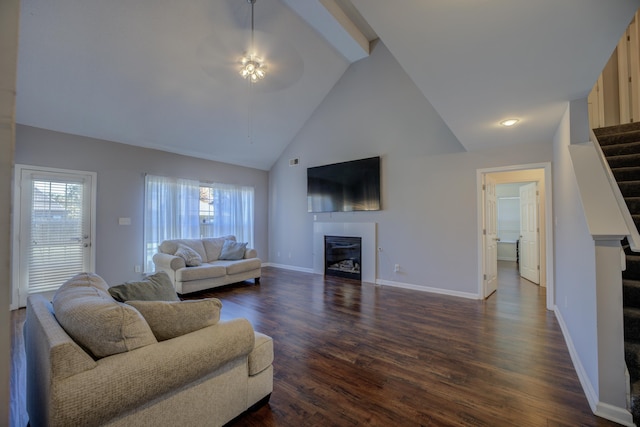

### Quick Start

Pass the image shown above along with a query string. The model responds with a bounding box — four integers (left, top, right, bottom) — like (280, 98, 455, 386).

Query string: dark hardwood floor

(10, 262, 620, 426)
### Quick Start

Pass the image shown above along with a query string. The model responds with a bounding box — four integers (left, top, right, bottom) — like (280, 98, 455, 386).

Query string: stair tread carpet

(623, 254, 640, 280)
(624, 278, 640, 286)
(597, 132, 640, 146)
(594, 122, 640, 139)
(633, 381, 640, 422)
(624, 306, 640, 317)
(612, 166, 640, 182)
(624, 280, 640, 309)
(627, 342, 640, 381)
(601, 140, 640, 156)
(607, 154, 640, 169)
(625, 197, 640, 212)
(619, 181, 640, 197)
(624, 307, 640, 342)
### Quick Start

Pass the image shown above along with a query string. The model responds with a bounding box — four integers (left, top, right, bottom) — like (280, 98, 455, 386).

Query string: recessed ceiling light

(500, 119, 519, 127)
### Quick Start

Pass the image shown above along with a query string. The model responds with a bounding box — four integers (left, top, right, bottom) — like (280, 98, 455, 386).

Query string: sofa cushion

(202, 235, 235, 262)
(176, 263, 227, 282)
(52, 273, 157, 359)
(126, 298, 222, 341)
(159, 239, 207, 261)
(175, 243, 203, 267)
(214, 258, 262, 275)
(108, 271, 180, 302)
(248, 332, 274, 376)
(219, 240, 248, 260)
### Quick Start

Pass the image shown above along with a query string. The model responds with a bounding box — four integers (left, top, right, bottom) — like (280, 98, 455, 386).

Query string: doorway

(477, 163, 554, 310)
(12, 165, 96, 309)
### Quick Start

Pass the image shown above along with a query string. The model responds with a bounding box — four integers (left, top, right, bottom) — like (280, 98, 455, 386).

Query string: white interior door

(519, 182, 539, 284)
(484, 175, 498, 298)
(14, 166, 96, 307)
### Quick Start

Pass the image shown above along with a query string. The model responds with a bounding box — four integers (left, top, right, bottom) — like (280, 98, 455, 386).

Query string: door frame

(476, 162, 554, 310)
(11, 164, 97, 310)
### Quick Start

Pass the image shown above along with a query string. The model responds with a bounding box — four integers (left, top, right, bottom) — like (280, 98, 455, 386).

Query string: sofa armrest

(25, 295, 99, 427)
(244, 248, 258, 259)
(26, 295, 98, 380)
(153, 252, 186, 270)
(248, 332, 273, 375)
(50, 318, 255, 426)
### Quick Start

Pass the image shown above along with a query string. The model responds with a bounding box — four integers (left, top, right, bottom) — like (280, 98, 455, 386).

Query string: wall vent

(289, 158, 299, 166)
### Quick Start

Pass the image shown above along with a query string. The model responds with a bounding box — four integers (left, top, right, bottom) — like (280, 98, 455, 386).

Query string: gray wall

(1, 0, 19, 422)
(552, 103, 600, 399)
(15, 125, 269, 288)
(268, 41, 554, 295)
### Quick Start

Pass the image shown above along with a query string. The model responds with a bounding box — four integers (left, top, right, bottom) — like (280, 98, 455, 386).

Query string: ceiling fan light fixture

(240, 0, 266, 82)
(240, 56, 266, 81)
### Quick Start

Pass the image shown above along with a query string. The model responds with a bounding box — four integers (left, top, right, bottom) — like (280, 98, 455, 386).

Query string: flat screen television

(307, 156, 381, 213)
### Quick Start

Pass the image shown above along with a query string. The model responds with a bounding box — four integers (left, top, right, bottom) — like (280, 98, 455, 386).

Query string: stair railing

(591, 129, 640, 252)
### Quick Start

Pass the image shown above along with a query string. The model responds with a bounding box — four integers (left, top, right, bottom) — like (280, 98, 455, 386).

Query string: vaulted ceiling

(16, 0, 640, 170)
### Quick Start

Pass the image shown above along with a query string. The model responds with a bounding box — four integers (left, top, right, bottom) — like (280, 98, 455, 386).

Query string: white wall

(552, 103, 600, 398)
(269, 41, 553, 295)
(0, 0, 19, 423)
(15, 125, 269, 290)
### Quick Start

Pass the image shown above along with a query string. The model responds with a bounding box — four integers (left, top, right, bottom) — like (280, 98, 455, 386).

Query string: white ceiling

(16, 0, 640, 170)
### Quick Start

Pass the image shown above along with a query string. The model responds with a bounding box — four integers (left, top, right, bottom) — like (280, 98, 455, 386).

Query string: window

(144, 175, 254, 272)
(200, 182, 254, 245)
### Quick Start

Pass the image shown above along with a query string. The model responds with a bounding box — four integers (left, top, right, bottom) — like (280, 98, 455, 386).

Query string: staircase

(594, 121, 640, 423)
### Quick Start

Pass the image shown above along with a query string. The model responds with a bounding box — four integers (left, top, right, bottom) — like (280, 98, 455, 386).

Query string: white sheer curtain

(144, 175, 200, 272)
(211, 183, 254, 247)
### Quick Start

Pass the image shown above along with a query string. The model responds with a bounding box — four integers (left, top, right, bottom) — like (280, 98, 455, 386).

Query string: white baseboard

(554, 306, 635, 426)
(595, 402, 635, 426)
(262, 263, 314, 274)
(497, 256, 517, 262)
(375, 278, 479, 300)
(263, 265, 480, 299)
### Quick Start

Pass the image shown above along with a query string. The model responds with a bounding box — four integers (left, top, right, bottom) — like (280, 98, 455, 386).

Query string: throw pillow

(219, 240, 248, 260)
(53, 272, 157, 359)
(108, 271, 180, 302)
(175, 243, 202, 266)
(126, 298, 222, 341)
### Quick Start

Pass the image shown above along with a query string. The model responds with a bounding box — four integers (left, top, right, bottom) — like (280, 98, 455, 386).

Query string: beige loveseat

(153, 235, 261, 294)
(24, 273, 273, 427)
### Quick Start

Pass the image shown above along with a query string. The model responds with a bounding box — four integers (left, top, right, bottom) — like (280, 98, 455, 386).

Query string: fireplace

(324, 235, 362, 280)
(313, 222, 375, 283)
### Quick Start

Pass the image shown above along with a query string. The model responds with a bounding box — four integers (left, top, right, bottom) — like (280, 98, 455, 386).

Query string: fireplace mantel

(313, 222, 376, 283)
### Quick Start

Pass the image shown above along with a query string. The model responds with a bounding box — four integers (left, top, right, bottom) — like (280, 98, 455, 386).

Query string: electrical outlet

(394, 264, 400, 273)
(134, 265, 141, 273)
